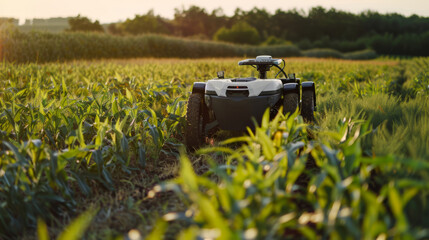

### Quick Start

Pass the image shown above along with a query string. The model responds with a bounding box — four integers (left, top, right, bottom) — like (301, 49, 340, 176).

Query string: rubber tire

(185, 93, 206, 150)
(283, 92, 299, 117)
(302, 90, 315, 122)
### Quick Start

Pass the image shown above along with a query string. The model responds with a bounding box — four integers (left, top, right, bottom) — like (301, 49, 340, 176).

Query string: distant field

(0, 28, 378, 63)
(1, 57, 428, 239)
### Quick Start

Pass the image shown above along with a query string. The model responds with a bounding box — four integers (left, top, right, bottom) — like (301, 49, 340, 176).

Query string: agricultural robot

(185, 55, 316, 149)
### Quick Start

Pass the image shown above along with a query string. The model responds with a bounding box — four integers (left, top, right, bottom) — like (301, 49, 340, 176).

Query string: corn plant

(0, 57, 428, 238)
(150, 110, 429, 239)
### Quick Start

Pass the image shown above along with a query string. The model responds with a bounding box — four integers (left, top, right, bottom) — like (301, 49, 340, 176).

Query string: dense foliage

(213, 22, 261, 45)
(117, 6, 429, 56)
(0, 58, 428, 239)
(0, 28, 304, 63)
(5, 5, 429, 56)
(67, 15, 104, 33)
(1, 26, 380, 63)
(120, 10, 169, 35)
(0, 60, 191, 238)
(152, 112, 429, 239)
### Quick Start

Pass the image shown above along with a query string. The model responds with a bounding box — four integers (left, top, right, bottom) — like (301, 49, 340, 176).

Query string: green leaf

(37, 218, 49, 240)
(57, 209, 97, 240)
(146, 219, 167, 240)
(148, 124, 160, 148)
(198, 196, 231, 239)
(102, 168, 114, 188)
(177, 226, 198, 240)
(388, 184, 408, 232)
(61, 77, 68, 95)
(125, 88, 133, 102)
(144, 108, 158, 126)
(256, 128, 275, 160)
(138, 143, 146, 168)
(261, 108, 270, 129)
(179, 153, 198, 192)
(70, 172, 91, 196)
(3, 141, 26, 163)
(402, 188, 418, 206)
(111, 95, 119, 115)
(77, 121, 86, 148)
(39, 100, 45, 115)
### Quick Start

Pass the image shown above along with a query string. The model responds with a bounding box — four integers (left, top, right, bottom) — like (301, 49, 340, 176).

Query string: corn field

(0, 57, 428, 239)
(0, 27, 378, 63)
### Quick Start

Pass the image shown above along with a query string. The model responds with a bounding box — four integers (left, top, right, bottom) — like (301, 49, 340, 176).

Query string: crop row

(0, 58, 428, 239)
(0, 62, 190, 237)
(148, 111, 429, 239)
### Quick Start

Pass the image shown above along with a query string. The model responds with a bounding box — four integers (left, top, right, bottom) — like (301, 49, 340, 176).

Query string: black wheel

(302, 90, 315, 122)
(185, 93, 207, 150)
(283, 92, 299, 117)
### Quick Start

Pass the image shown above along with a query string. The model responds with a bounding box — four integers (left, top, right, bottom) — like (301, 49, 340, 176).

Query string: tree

(0, 18, 18, 26)
(173, 6, 209, 37)
(271, 9, 307, 41)
(232, 8, 271, 40)
(262, 36, 291, 45)
(67, 15, 104, 32)
(121, 10, 170, 35)
(213, 22, 260, 45)
(107, 23, 123, 35)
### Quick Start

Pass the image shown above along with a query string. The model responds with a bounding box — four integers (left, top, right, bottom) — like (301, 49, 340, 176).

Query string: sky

(1, 0, 429, 24)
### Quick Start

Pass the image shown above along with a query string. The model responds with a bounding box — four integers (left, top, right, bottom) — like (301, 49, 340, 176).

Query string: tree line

(3, 6, 429, 56)
(84, 6, 429, 56)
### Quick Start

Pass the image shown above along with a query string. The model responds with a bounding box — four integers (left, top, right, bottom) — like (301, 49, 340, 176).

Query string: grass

(0, 57, 428, 239)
